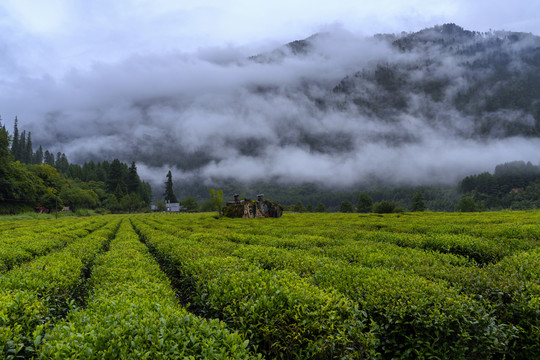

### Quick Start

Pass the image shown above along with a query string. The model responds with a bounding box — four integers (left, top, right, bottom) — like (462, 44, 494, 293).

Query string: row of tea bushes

(0, 219, 120, 359)
(38, 219, 258, 359)
(135, 213, 540, 358)
(132, 219, 378, 359)
(454, 247, 540, 358)
(0, 217, 110, 272)
(354, 230, 522, 264)
(228, 219, 539, 359)
(162, 230, 514, 359)
(144, 212, 538, 263)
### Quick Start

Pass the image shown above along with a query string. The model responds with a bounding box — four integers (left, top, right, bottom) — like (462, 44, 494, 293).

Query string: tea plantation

(1, 211, 538, 359)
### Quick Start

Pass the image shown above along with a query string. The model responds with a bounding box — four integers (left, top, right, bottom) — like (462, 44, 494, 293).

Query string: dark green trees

(314, 201, 326, 212)
(357, 193, 373, 213)
(294, 200, 305, 213)
(164, 170, 178, 203)
(411, 192, 426, 212)
(339, 200, 354, 213)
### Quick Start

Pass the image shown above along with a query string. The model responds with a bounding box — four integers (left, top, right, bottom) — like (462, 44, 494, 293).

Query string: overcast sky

(1, 0, 539, 81)
(1, 1, 539, 187)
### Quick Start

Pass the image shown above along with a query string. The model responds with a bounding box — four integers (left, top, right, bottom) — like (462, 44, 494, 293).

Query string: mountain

(24, 24, 540, 189)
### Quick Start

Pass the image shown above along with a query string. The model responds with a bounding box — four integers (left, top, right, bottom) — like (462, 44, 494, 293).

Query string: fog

(3, 27, 540, 189)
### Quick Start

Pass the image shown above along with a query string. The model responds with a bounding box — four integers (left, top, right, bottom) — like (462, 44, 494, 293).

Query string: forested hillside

(0, 118, 151, 214)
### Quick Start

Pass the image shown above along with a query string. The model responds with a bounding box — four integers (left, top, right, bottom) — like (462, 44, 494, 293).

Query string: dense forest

(459, 161, 540, 210)
(0, 118, 152, 214)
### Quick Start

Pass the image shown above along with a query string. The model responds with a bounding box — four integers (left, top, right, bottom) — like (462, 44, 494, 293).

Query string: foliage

(208, 189, 224, 217)
(357, 193, 373, 213)
(163, 170, 178, 203)
(460, 161, 540, 210)
(2, 211, 539, 358)
(458, 195, 479, 212)
(38, 220, 256, 359)
(0, 119, 152, 214)
(293, 200, 305, 212)
(180, 197, 199, 212)
(314, 201, 326, 212)
(372, 200, 397, 213)
(411, 191, 426, 211)
(339, 200, 354, 213)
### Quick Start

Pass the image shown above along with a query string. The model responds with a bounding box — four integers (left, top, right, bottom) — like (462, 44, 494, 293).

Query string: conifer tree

(163, 170, 178, 203)
(127, 161, 140, 194)
(18, 130, 26, 162)
(314, 201, 326, 212)
(411, 192, 426, 212)
(357, 192, 373, 213)
(34, 145, 43, 164)
(25, 131, 33, 163)
(11, 117, 19, 160)
(44, 150, 55, 166)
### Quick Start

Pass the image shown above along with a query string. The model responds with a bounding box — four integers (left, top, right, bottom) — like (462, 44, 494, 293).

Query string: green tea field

(1, 212, 539, 359)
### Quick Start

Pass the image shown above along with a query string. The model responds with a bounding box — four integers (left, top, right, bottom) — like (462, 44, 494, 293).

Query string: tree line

(0, 117, 152, 214)
(459, 161, 540, 210)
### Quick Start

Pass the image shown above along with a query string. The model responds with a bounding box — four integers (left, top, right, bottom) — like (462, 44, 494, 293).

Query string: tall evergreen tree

(357, 192, 373, 213)
(18, 130, 26, 162)
(163, 170, 178, 203)
(25, 131, 33, 163)
(314, 201, 326, 212)
(33, 145, 43, 164)
(411, 192, 426, 212)
(0, 119, 12, 201)
(107, 158, 126, 193)
(44, 150, 55, 166)
(127, 161, 140, 194)
(0, 118, 10, 165)
(339, 200, 354, 213)
(11, 116, 19, 160)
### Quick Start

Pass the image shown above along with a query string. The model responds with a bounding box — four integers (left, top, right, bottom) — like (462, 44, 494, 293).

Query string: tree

(107, 158, 126, 194)
(33, 145, 43, 164)
(0, 118, 10, 165)
(44, 150, 55, 166)
(339, 200, 354, 213)
(294, 200, 305, 213)
(373, 200, 397, 214)
(19, 130, 26, 162)
(0, 119, 12, 201)
(25, 131, 33, 164)
(11, 117, 19, 160)
(181, 197, 199, 212)
(306, 203, 313, 212)
(411, 192, 426, 212)
(357, 193, 373, 213)
(163, 170, 178, 203)
(127, 161, 140, 194)
(208, 189, 224, 217)
(314, 201, 326, 212)
(458, 196, 477, 212)
(120, 192, 142, 213)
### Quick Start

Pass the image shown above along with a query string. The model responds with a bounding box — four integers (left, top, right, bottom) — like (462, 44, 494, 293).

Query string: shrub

(373, 200, 397, 213)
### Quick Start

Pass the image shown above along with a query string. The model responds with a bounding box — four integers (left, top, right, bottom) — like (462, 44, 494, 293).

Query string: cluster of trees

(459, 161, 540, 210)
(287, 191, 426, 214)
(0, 117, 152, 214)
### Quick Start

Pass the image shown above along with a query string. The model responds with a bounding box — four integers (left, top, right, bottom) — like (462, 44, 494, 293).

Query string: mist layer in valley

(8, 24, 540, 189)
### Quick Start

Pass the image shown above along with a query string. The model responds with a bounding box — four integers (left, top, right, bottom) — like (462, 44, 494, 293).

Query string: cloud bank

(2, 26, 540, 189)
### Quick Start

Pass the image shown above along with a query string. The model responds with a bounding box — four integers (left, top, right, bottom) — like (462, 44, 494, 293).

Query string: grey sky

(1, 1, 539, 188)
(1, 1, 539, 76)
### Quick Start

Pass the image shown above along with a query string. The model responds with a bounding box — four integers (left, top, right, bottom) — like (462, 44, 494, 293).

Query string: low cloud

(2, 27, 540, 190)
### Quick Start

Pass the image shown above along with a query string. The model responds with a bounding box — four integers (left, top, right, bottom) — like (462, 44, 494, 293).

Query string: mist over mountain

(18, 24, 540, 189)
